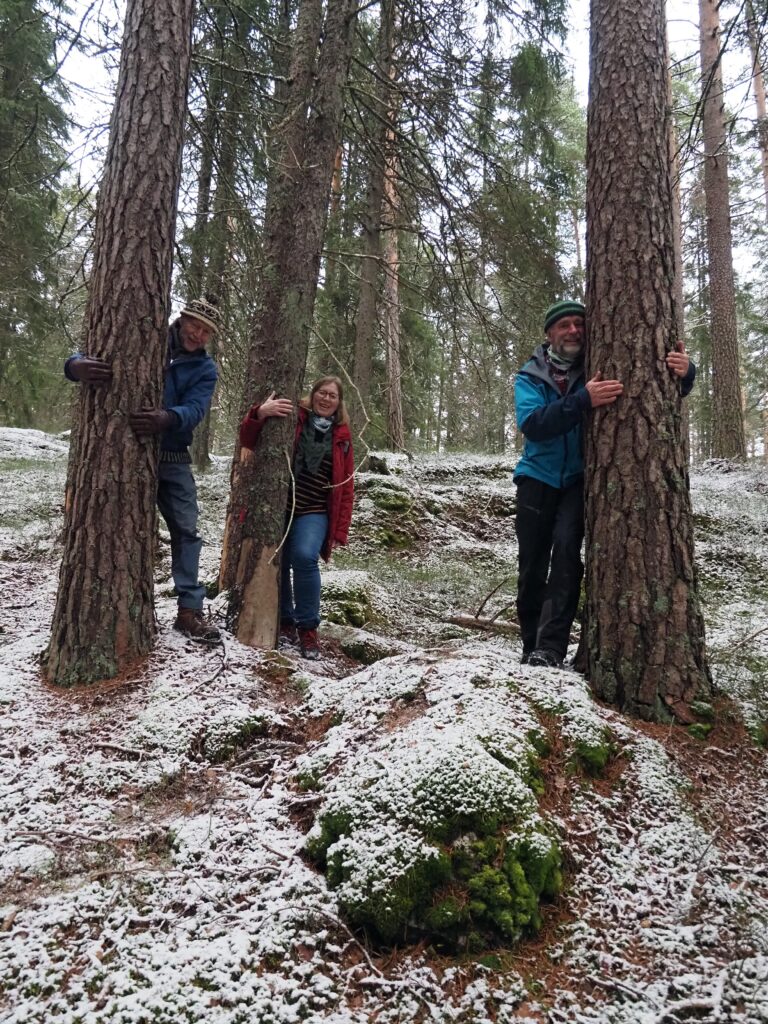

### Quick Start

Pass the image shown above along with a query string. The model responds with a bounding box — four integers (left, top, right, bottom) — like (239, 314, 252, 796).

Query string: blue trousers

(281, 513, 328, 629)
(156, 461, 205, 611)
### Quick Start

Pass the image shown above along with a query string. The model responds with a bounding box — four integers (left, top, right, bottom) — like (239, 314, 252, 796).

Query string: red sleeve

(239, 405, 265, 449)
(334, 441, 355, 544)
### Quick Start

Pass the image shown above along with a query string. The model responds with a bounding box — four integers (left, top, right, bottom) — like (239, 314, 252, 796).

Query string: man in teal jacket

(65, 297, 221, 642)
(514, 299, 695, 668)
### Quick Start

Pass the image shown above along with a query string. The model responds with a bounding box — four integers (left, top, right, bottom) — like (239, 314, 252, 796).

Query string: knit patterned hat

(544, 299, 586, 333)
(180, 297, 222, 333)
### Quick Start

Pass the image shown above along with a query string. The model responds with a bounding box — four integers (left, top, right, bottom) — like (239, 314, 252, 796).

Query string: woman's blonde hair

(300, 375, 350, 426)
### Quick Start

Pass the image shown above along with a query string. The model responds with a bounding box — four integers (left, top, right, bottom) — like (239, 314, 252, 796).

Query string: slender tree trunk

(46, 0, 193, 686)
(571, 206, 583, 282)
(192, 21, 242, 470)
(699, 0, 746, 459)
(746, 0, 768, 221)
(382, 165, 404, 450)
(324, 143, 344, 290)
(381, 8, 403, 451)
(351, 0, 393, 442)
(585, 0, 711, 721)
(219, 0, 358, 647)
(187, 20, 224, 299)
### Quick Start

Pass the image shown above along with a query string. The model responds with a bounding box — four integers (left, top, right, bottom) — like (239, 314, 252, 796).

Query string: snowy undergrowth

(1, 430, 767, 1023)
(692, 464, 768, 735)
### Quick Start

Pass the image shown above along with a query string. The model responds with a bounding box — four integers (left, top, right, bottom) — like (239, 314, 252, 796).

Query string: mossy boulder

(203, 710, 269, 763)
(377, 526, 414, 550)
(322, 624, 412, 665)
(322, 571, 378, 627)
(304, 657, 561, 949)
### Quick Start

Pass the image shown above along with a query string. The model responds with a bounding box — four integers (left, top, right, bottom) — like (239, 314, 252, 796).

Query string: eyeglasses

(315, 390, 339, 401)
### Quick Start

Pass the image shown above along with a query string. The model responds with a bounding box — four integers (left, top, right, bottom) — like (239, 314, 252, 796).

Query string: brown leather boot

(174, 608, 221, 643)
(298, 627, 320, 660)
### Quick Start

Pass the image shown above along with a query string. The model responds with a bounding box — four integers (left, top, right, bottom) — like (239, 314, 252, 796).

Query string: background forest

(0, 0, 766, 461)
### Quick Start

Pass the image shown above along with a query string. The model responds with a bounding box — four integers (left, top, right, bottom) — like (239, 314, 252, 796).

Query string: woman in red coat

(239, 376, 355, 660)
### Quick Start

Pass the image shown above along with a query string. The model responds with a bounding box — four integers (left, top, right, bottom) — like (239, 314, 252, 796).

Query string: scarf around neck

(295, 412, 333, 477)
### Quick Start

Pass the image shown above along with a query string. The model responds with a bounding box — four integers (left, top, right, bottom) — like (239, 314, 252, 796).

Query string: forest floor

(0, 427, 767, 1023)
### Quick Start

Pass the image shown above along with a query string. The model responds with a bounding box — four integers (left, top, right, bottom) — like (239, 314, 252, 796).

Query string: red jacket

(239, 404, 354, 561)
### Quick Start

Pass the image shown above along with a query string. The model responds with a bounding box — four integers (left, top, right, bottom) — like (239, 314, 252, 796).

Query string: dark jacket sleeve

(515, 373, 591, 442)
(680, 360, 696, 398)
(64, 354, 82, 381)
(334, 441, 355, 544)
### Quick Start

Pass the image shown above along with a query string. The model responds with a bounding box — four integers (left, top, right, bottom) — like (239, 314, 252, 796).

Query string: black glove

(69, 357, 112, 383)
(129, 408, 176, 437)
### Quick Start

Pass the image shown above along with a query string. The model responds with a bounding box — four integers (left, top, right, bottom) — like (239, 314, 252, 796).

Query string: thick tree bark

(746, 0, 768, 221)
(699, 0, 746, 459)
(46, 0, 193, 686)
(219, 0, 358, 647)
(585, 0, 711, 721)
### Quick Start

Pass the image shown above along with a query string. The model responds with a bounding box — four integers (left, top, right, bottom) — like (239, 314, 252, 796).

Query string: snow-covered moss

(303, 652, 562, 947)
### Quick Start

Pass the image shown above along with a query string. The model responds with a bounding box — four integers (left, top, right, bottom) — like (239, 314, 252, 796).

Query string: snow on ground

(0, 427, 767, 1022)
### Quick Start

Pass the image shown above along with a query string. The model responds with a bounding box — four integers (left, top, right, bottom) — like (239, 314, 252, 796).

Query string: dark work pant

(515, 476, 584, 660)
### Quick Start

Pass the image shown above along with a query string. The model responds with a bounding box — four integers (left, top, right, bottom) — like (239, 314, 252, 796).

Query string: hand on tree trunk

(69, 357, 112, 384)
(666, 341, 690, 378)
(129, 409, 176, 436)
(256, 392, 294, 420)
(585, 372, 623, 407)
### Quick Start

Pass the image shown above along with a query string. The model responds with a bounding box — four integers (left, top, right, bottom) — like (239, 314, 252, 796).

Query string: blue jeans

(281, 513, 328, 629)
(156, 461, 205, 611)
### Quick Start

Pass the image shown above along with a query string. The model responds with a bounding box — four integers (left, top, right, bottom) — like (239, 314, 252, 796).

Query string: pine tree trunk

(699, 0, 746, 459)
(382, 169, 404, 450)
(585, 0, 711, 722)
(669, 63, 690, 466)
(186, 17, 225, 299)
(381, 12, 403, 452)
(191, 21, 242, 470)
(219, 0, 358, 647)
(46, 0, 193, 687)
(351, 0, 394, 443)
(746, 0, 768, 221)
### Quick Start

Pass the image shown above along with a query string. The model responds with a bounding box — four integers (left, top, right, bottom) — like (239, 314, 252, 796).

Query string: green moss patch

(322, 573, 377, 627)
(304, 656, 562, 949)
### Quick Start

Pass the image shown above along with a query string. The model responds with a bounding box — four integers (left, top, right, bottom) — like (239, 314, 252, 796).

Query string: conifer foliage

(0, 0, 69, 425)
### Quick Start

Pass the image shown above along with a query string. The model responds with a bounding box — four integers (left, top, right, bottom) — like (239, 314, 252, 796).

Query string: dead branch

(447, 614, 521, 637)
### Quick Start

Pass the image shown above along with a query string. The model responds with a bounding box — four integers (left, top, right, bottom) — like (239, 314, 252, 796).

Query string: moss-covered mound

(303, 652, 566, 949)
(321, 570, 379, 627)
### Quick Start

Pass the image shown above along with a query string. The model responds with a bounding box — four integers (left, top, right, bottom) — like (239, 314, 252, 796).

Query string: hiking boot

(279, 621, 298, 650)
(527, 648, 563, 669)
(174, 608, 221, 643)
(298, 626, 321, 661)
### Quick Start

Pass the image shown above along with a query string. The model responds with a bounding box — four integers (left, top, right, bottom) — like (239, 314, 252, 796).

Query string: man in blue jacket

(65, 297, 221, 642)
(514, 299, 695, 669)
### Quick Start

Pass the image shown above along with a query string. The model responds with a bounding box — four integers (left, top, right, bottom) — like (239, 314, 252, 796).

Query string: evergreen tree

(585, 0, 711, 720)
(0, 0, 69, 426)
(46, 0, 194, 686)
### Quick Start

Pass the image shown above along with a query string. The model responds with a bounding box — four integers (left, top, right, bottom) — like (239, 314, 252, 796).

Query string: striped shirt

(294, 452, 332, 515)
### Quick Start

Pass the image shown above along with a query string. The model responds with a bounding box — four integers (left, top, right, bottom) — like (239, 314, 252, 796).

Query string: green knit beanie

(544, 299, 586, 333)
